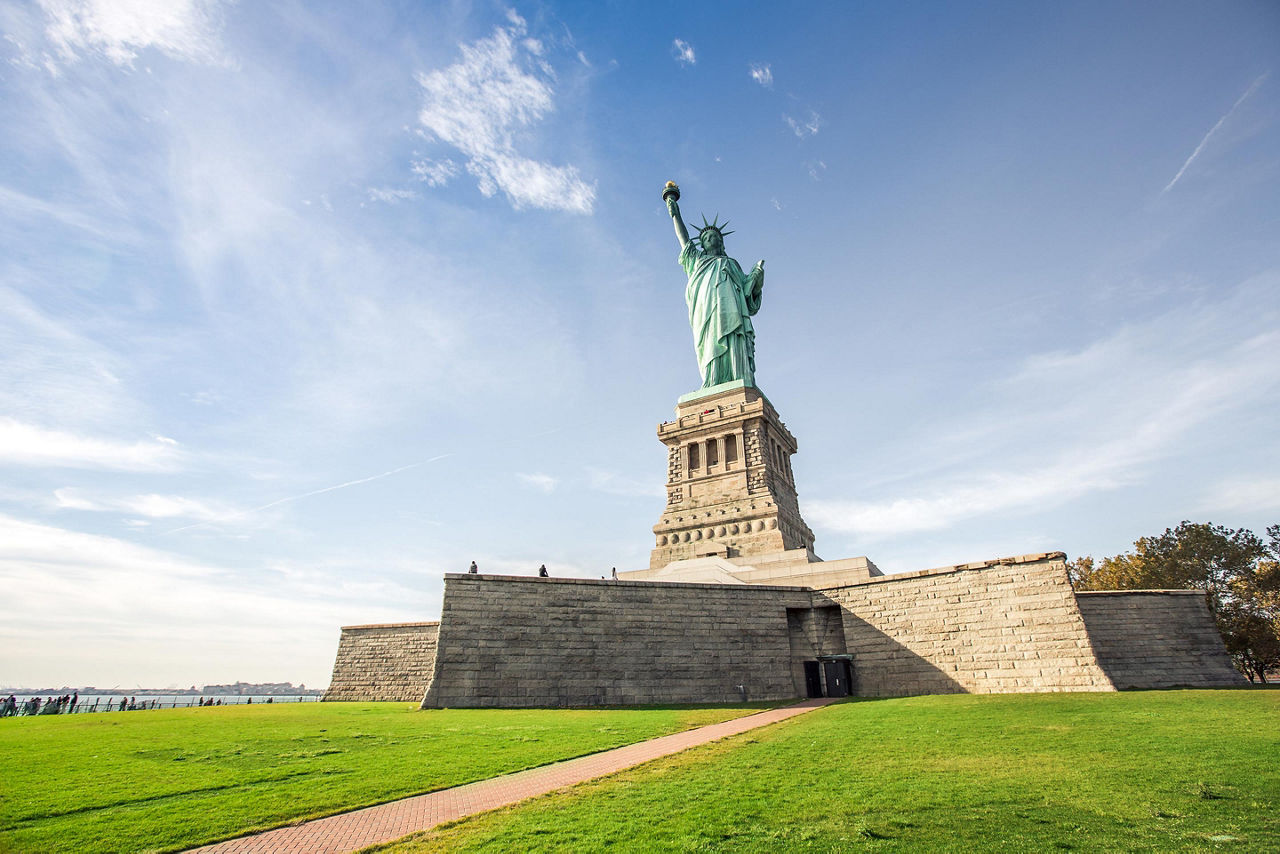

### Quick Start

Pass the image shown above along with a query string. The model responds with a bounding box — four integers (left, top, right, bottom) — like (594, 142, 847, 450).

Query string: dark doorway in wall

(803, 661, 822, 698)
(822, 658, 853, 698)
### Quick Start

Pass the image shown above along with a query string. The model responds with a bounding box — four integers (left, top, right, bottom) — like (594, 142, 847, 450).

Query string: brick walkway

(189, 698, 836, 853)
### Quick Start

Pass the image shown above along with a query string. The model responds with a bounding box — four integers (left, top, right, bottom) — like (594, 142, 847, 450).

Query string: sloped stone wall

(819, 555, 1115, 696)
(1075, 591, 1243, 689)
(323, 622, 439, 701)
(420, 575, 814, 708)
(324, 557, 1246, 705)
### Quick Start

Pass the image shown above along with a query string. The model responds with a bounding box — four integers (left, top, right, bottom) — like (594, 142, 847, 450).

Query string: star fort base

(325, 384, 1241, 706)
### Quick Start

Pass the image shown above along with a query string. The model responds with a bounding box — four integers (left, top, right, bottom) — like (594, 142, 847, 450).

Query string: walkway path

(190, 698, 836, 854)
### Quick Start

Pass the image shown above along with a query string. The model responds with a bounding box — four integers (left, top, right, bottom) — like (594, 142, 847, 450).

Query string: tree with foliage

(1070, 521, 1280, 683)
(1222, 524, 1280, 683)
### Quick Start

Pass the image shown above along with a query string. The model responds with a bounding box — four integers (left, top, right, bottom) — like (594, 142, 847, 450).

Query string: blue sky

(1, 0, 1277, 689)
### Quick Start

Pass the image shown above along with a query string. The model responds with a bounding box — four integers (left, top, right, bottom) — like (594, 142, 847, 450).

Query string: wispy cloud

(0, 287, 140, 431)
(246, 461, 438, 511)
(416, 12, 595, 213)
(367, 186, 419, 203)
(1163, 73, 1268, 193)
(809, 283, 1280, 541)
(411, 157, 459, 187)
(38, 0, 233, 68)
(0, 418, 182, 471)
(809, 458, 1127, 539)
(785, 111, 822, 138)
(54, 487, 241, 524)
(158, 459, 446, 535)
(671, 38, 695, 66)
(749, 63, 772, 87)
(0, 513, 423, 685)
(516, 472, 558, 493)
(145, 63, 572, 435)
(0, 183, 137, 242)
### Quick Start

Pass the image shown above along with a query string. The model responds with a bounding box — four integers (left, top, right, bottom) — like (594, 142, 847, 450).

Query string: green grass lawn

(0, 701, 765, 853)
(371, 690, 1280, 853)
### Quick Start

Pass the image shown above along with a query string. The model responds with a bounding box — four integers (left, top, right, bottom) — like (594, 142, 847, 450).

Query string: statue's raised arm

(661, 181, 764, 390)
(664, 181, 690, 249)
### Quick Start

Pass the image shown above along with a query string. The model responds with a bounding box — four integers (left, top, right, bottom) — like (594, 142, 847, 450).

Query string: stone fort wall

(818, 554, 1114, 696)
(324, 557, 1242, 706)
(420, 575, 815, 708)
(323, 622, 439, 702)
(1075, 590, 1244, 689)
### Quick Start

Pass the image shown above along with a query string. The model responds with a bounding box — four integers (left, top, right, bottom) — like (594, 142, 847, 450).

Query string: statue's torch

(662, 181, 680, 203)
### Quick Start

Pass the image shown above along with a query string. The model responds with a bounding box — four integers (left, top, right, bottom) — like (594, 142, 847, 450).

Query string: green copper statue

(664, 182, 764, 388)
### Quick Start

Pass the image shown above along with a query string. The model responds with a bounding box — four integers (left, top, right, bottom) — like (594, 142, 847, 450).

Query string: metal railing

(2, 695, 322, 716)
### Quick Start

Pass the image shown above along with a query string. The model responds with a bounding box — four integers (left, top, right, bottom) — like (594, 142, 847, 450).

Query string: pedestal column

(649, 382, 817, 569)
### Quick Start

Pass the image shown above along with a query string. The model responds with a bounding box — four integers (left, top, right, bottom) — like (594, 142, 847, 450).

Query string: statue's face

(701, 229, 723, 254)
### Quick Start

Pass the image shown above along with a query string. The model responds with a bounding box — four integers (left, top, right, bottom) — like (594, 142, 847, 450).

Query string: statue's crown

(696, 213, 733, 242)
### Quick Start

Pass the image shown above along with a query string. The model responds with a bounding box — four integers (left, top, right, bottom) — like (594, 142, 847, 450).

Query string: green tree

(1072, 521, 1279, 682)
(1221, 524, 1280, 682)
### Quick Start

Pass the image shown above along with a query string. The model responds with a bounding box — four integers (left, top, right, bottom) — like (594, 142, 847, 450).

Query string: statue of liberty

(663, 182, 765, 389)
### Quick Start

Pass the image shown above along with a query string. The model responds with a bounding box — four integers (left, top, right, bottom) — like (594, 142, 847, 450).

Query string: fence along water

(1, 694, 320, 716)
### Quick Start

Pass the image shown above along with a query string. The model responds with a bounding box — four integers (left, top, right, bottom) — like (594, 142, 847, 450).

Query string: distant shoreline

(1, 686, 326, 696)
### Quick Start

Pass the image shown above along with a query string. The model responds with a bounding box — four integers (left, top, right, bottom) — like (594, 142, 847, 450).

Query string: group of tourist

(192, 697, 270, 705)
(0, 693, 274, 716)
(1, 693, 78, 716)
(0, 694, 152, 715)
(467, 562, 620, 580)
(467, 561, 555, 576)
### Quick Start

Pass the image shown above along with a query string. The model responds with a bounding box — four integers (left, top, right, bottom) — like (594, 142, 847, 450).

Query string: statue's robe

(680, 241, 764, 387)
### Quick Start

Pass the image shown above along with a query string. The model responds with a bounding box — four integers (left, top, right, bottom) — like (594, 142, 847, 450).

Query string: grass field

(373, 690, 1280, 853)
(0, 701, 763, 853)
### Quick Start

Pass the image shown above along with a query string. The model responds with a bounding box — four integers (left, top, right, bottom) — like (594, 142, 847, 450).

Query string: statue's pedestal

(649, 385, 817, 570)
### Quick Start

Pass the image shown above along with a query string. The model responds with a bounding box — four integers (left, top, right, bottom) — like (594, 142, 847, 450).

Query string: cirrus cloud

(53, 487, 241, 524)
(808, 283, 1280, 542)
(0, 418, 182, 471)
(516, 472, 558, 493)
(672, 38, 695, 66)
(785, 110, 822, 138)
(416, 12, 595, 213)
(38, 0, 233, 67)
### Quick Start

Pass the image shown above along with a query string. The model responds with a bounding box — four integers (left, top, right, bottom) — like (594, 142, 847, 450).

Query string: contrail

(1163, 72, 1268, 193)
(158, 455, 450, 535)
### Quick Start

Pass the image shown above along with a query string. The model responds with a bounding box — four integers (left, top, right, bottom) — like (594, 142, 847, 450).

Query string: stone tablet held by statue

(664, 182, 765, 389)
